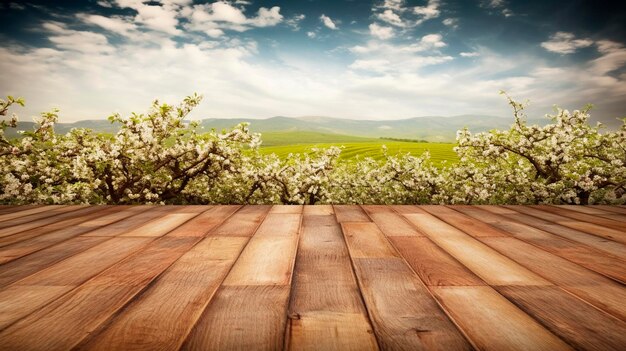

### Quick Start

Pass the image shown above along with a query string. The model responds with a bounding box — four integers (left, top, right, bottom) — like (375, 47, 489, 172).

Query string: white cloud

(590, 40, 626, 75)
(349, 59, 391, 73)
(442, 18, 458, 29)
(186, 2, 283, 37)
(378, 0, 405, 12)
(97, 0, 114, 7)
(481, 0, 514, 17)
(307, 31, 316, 39)
(541, 32, 593, 54)
(377, 10, 404, 27)
(413, 0, 440, 22)
(78, 14, 136, 36)
(460, 52, 480, 57)
(43, 22, 114, 54)
(320, 14, 337, 30)
(285, 14, 305, 31)
(369, 23, 394, 40)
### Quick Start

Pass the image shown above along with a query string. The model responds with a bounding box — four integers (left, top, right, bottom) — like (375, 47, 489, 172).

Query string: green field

(259, 131, 458, 165)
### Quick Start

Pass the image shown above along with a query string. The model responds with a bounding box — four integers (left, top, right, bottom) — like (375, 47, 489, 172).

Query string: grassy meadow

(258, 131, 458, 165)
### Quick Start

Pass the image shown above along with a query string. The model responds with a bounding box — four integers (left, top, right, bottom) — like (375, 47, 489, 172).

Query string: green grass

(259, 131, 380, 146)
(259, 132, 458, 165)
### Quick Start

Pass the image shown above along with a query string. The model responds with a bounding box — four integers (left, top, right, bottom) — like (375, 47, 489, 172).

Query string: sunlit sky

(1, 0, 625, 124)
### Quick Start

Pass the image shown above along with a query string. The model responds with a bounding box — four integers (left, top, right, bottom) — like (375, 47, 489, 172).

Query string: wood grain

(0, 206, 105, 239)
(0, 237, 151, 330)
(361, 205, 421, 236)
(334, 205, 371, 223)
(0, 206, 142, 264)
(505, 205, 626, 244)
(389, 236, 485, 286)
(287, 214, 378, 351)
(0, 236, 108, 288)
(420, 205, 508, 237)
(212, 205, 271, 236)
(303, 205, 334, 215)
(0, 206, 54, 223)
(455, 206, 626, 283)
(432, 286, 572, 351)
(482, 236, 626, 321)
(536, 205, 626, 231)
(402, 211, 550, 286)
(78, 236, 249, 351)
(181, 285, 291, 351)
(167, 205, 240, 237)
(120, 206, 208, 237)
(0, 237, 198, 350)
(497, 285, 626, 351)
(352, 258, 472, 351)
(488, 205, 626, 259)
(341, 222, 399, 259)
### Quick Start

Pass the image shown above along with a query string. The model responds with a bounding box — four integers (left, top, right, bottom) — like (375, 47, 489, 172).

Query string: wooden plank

(0, 205, 73, 231)
(0, 205, 100, 238)
(0, 206, 148, 264)
(181, 208, 301, 350)
(0, 206, 42, 216)
(222, 213, 301, 286)
(77, 236, 249, 351)
(254, 213, 301, 237)
(76, 205, 152, 228)
(537, 205, 626, 231)
(389, 236, 485, 286)
(505, 205, 626, 244)
(592, 205, 626, 215)
(334, 205, 370, 223)
(419, 205, 508, 237)
(82, 206, 177, 237)
(167, 205, 240, 237)
(181, 285, 291, 351)
(212, 205, 271, 236)
(487, 205, 626, 260)
(341, 222, 399, 259)
(431, 286, 571, 351)
(361, 205, 421, 236)
(287, 214, 378, 351)
(497, 285, 626, 351)
(482, 237, 626, 321)
(0, 205, 52, 223)
(455, 206, 626, 283)
(120, 207, 207, 237)
(351, 258, 472, 350)
(222, 236, 299, 286)
(303, 205, 334, 215)
(0, 236, 198, 350)
(0, 237, 152, 330)
(270, 205, 303, 213)
(0, 236, 108, 288)
(402, 211, 551, 286)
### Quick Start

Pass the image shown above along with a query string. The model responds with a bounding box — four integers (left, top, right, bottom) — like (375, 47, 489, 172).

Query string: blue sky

(1, 0, 625, 124)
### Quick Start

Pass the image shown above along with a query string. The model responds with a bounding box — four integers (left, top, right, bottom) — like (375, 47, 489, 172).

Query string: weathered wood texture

(0, 205, 624, 351)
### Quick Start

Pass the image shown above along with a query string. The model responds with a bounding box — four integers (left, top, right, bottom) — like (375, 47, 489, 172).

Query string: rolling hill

(4, 115, 546, 142)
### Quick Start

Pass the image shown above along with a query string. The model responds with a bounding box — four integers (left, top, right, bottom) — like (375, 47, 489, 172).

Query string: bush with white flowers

(1, 93, 624, 205)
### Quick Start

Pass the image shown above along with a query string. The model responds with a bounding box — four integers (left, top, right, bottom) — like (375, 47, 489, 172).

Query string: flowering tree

(453, 92, 626, 204)
(0, 95, 260, 204)
(1, 93, 624, 205)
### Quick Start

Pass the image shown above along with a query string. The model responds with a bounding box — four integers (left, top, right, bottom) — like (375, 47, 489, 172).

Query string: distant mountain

(5, 115, 547, 142)
(199, 115, 547, 142)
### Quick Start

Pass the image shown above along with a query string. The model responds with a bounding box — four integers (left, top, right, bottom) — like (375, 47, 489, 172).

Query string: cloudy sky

(1, 0, 625, 125)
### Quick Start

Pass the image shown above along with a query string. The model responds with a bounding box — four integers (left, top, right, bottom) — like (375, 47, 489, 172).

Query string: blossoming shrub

(1, 93, 624, 204)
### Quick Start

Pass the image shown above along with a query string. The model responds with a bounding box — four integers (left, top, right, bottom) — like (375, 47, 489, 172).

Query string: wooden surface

(0, 205, 624, 350)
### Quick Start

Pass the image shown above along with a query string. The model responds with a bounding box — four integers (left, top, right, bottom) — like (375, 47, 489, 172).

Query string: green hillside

(259, 138, 457, 165)
(259, 131, 379, 146)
